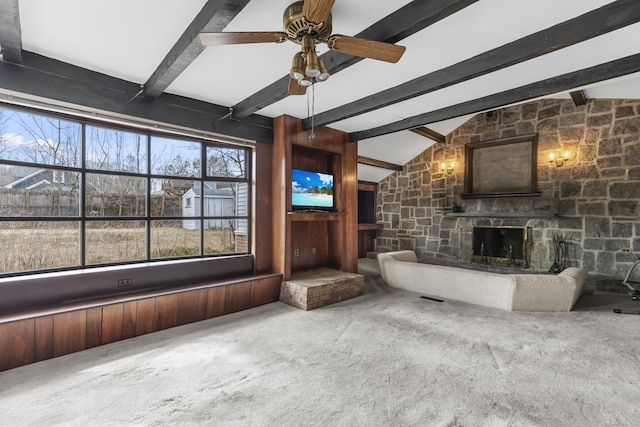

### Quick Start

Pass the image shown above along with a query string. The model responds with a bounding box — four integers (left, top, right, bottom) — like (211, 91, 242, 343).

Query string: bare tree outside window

(0, 105, 250, 275)
(206, 146, 246, 178)
(202, 146, 248, 252)
(14, 112, 81, 167)
(86, 127, 147, 217)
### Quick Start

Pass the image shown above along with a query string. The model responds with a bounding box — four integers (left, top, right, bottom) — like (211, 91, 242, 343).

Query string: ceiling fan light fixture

(298, 75, 313, 87)
(316, 58, 330, 81)
(289, 52, 305, 80)
(305, 50, 321, 77)
(199, 1, 407, 97)
(300, 34, 315, 52)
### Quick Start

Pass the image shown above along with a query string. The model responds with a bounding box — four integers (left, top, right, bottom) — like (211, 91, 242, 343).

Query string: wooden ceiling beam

(0, 0, 22, 64)
(350, 53, 640, 141)
(358, 156, 403, 171)
(570, 90, 587, 106)
(410, 127, 446, 143)
(231, 0, 479, 119)
(143, 0, 252, 98)
(0, 51, 273, 143)
(311, 0, 640, 129)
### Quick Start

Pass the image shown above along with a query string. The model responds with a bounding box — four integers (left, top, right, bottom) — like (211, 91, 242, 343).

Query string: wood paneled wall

(290, 221, 330, 272)
(358, 229, 377, 259)
(342, 137, 358, 273)
(272, 115, 358, 280)
(254, 142, 273, 274)
(0, 274, 282, 372)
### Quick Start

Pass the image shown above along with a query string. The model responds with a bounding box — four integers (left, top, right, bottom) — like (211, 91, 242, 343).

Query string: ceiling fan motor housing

(283, 1, 332, 42)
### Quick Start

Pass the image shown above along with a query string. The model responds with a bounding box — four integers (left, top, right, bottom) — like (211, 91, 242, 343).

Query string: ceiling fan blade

(329, 35, 406, 63)
(302, 0, 335, 24)
(198, 32, 288, 46)
(288, 78, 307, 96)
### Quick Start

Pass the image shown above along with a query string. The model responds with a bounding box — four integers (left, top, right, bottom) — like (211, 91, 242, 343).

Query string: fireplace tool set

(613, 258, 640, 315)
(549, 234, 570, 273)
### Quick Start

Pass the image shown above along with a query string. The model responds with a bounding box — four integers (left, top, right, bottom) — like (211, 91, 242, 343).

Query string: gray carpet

(1, 259, 639, 426)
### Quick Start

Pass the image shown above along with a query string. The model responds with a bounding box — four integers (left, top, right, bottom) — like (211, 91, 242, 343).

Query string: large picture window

(0, 105, 251, 276)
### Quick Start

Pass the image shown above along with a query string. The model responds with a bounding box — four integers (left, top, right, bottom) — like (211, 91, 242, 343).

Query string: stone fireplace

(375, 98, 640, 281)
(472, 226, 529, 268)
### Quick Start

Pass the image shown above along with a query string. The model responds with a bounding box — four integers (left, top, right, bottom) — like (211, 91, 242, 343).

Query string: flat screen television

(291, 168, 334, 211)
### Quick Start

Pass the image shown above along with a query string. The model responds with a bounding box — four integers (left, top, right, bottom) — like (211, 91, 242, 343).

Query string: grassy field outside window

(0, 105, 250, 276)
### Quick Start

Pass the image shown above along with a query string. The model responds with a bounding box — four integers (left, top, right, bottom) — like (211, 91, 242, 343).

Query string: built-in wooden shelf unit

(288, 212, 344, 221)
(357, 181, 380, 258)
(272, 115, 358, 281)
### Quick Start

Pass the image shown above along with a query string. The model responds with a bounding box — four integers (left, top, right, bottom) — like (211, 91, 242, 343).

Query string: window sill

(0, 255, 253, 317)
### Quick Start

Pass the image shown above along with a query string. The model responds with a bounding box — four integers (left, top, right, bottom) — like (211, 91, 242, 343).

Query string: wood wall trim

(357, 156, 403, 171)
(0, 274, 282, 372)
(271, 116, 289, 278)
(358, 224, 383, 231)
(123, 302, 137, 340)
(570, 90, 587, 106)
(343, 135, 359, 273)
(358, 182, 378, 192)
(53, 311, 86, 357)
(34, 316, 53, 362)
(0, 319, 34, 372)
(410, 126, 446, 143)
(254, 142, 274, 273)
(86, 307, 103, 348)
(101, 304, 123, 345)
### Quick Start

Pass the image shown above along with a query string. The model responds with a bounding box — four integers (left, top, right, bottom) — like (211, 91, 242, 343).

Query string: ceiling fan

(198, 0, 406, 95)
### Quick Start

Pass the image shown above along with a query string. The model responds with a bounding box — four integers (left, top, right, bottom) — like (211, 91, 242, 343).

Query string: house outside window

(0, 104, 251, 276)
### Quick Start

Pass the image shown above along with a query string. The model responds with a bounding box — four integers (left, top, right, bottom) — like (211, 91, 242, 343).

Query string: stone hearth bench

(377, 251, 587, 312)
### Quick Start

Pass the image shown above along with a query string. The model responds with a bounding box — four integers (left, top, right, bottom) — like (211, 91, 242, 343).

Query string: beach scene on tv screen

(292, 169, 334, 208)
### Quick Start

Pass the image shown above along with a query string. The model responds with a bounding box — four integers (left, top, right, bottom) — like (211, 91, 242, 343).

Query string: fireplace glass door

(472, 226, 529, 267)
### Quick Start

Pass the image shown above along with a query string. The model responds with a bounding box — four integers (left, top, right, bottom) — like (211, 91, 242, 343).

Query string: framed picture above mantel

(461, 133, 541, 199)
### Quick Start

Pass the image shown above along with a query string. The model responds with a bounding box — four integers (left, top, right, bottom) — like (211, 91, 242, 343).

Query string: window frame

(0, 103, 253, 278)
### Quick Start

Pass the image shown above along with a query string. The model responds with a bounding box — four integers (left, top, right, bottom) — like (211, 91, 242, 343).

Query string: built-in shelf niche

(357, 181, 380, 258)
(272, 115, 358, 281)
(289, 145, 342, 273)
(291, 144, 342, 215)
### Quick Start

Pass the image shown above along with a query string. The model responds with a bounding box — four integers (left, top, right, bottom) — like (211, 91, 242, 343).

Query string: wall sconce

(440, 161, 455, 175)
(548, 150, 571, 167)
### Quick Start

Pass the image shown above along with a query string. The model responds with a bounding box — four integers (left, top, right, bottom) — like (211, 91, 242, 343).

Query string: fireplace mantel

(445, 211, 556, 219)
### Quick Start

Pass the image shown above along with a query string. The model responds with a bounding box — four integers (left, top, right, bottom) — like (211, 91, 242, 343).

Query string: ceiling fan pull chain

(307, 83, 316, 140)
(307, 85, 310, 138)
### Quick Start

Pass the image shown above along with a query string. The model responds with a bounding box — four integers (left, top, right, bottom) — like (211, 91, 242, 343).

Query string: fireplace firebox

(472, 226, 529, 268)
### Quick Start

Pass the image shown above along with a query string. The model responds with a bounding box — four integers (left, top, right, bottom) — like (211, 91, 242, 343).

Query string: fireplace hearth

(472, 226, 529, 268)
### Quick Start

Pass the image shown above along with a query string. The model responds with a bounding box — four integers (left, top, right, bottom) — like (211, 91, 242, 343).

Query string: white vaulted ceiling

(6, 0, 640, 181)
